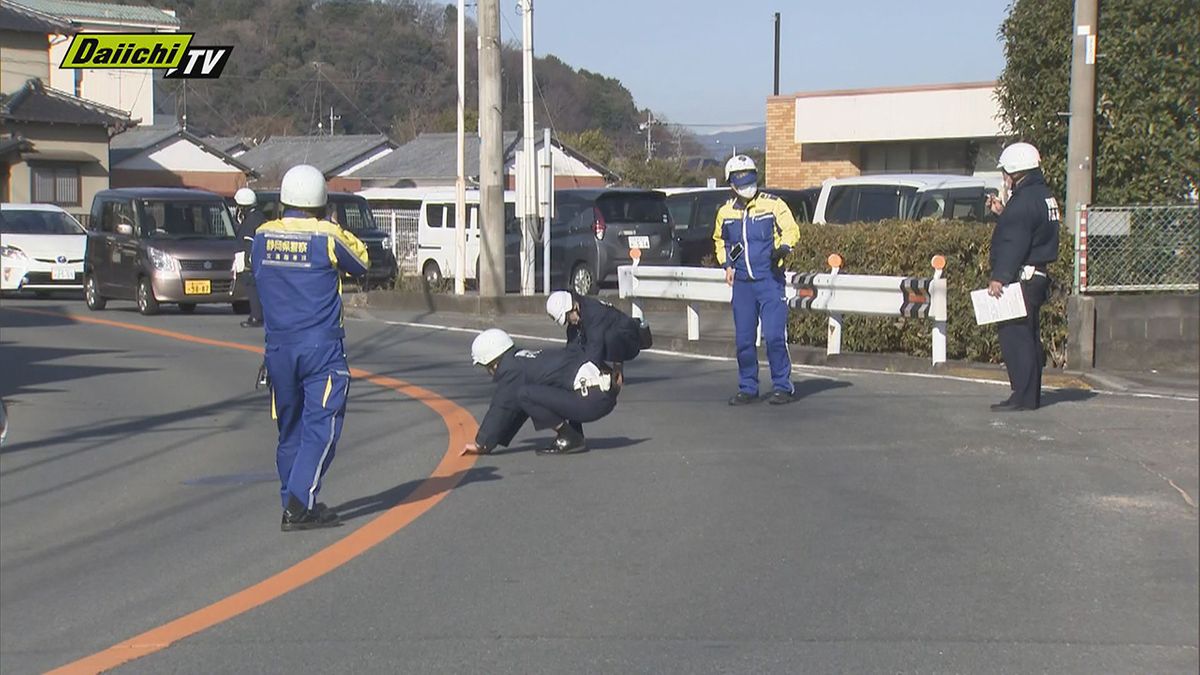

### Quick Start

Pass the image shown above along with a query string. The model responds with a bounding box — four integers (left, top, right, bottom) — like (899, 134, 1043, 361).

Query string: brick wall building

(766, 82, 1007, 189)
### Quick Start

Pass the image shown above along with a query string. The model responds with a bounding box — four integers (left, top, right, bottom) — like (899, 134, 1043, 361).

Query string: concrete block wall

(1070, 294, 1199, 372)
(766, 96, 861, 189)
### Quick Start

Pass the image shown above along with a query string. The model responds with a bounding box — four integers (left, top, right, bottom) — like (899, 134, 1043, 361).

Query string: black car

(518, 188, 677, 295)
(666, 187, 815, 267)
(254, 191, 398, 287)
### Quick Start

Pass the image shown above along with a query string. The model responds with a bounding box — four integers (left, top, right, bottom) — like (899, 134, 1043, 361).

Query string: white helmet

(280, 164, 327, 208)
(997, 142, 1041, 173)
(471, 328, 514, 366)
(234, 187, 256, 207)
(724, 154, 757, 181)
(546, 290, 574, 325)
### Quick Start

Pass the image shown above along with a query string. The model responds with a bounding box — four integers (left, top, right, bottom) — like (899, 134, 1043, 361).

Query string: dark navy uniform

(252, 210, 369, 510)
(565, 293, 643, 365)
(989, 169, 1060, 409)
(475, 346, 618, 453)
(236, 208, 266, 323)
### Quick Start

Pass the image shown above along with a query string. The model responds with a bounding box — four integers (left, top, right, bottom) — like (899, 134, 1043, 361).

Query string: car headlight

(147, 246, 180, 273)
(1, 245, 28, 261)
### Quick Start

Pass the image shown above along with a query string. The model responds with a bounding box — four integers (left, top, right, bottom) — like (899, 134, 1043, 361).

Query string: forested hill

(132, 0, 645, 149)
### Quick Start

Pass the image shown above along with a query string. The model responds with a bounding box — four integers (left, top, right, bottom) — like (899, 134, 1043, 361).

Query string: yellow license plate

(184, 279, 211, 295)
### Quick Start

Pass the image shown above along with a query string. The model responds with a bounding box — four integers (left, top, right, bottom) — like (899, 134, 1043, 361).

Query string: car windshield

(328, 199, 377, 233)
(596, 194, 669, 224)
(0, 210, 86, 235)
(139, 200, 235, 239)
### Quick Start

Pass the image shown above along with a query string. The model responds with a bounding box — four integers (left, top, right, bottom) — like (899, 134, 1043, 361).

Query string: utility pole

(639, 111, 659, 163)
(328, 107, 340, 136)
(519, 0, 537, 295)
(1065, 0, 1098, 292)
(773, 12, 781, 96)
(478, 0, 505, 297)
(454, 0, 466, 295)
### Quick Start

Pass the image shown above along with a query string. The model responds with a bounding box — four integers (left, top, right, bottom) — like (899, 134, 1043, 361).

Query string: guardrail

(617, 254, 949, 364)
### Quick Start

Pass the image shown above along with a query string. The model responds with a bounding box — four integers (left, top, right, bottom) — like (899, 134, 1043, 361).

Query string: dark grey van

(84, 188, 246, 315)
(536, 188, 678, 295)
(254, 191, 398, 287)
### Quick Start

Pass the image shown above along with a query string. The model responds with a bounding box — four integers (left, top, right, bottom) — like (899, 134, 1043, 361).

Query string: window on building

(31, 165, 81, 206)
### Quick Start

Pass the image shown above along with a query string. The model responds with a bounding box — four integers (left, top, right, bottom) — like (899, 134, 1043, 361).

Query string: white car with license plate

(1, 203, 87, 294)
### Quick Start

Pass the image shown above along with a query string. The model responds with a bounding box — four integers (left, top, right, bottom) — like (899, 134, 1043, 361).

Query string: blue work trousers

(732, 274, 793, 395)
(266, 340, 351, 510)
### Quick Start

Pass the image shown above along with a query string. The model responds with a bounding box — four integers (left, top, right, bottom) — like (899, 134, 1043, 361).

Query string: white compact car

(1, 203, 88, 294)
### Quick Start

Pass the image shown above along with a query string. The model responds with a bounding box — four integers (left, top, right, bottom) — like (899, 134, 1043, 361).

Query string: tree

(997, 0, 1199, 204)
(560, 129, 614, 167)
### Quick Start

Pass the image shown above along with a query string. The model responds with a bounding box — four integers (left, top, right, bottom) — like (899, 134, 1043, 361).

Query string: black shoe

(281, 496, 341, 531)
(241, 318, 263, 328)
(728, 391, 759, 406)
(768, 389, 795, 405)
(990, 400, 1034, 412)
(537, 425, 587, 455)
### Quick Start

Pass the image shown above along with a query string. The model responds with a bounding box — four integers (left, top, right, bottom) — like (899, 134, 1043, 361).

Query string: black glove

(770, 245, 792, 266)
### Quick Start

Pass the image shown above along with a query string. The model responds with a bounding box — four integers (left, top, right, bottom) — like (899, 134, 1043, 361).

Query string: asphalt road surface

(2, 297, 1196, 674)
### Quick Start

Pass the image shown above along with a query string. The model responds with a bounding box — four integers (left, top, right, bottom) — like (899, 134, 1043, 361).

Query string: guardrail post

(826, 254, 843, 358)
(930, 255, 947, 365)
(631, 300, 643, 321)
(687, 303, 699, 341)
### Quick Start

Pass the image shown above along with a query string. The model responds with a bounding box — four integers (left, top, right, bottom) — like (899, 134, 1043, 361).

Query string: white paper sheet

(971, 283, 1027, 325)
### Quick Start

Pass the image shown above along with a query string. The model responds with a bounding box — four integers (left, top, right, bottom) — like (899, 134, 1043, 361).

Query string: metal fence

(1080, 205, 1199, 293)
(371, 208, 420, 274)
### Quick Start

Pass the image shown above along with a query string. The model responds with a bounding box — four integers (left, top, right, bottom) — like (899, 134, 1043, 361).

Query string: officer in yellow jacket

(252, 164, 369, 531)
(712, 155, 800, 405)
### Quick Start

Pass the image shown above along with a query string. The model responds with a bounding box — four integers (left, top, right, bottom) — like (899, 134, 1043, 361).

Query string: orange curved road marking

(6, 309, 478, 674)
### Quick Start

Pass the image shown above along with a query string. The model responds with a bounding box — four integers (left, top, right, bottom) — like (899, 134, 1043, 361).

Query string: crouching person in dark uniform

(986, 142, 1060, 412)
(461, 329, 621, 457)
(545, 290, 648, 374)
(252, 165, 369, 530)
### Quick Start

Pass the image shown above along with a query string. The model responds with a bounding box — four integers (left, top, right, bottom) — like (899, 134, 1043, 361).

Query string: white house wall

(48, 29, 168, 126)
(793, 85, 1004, 144)
(116, 138, 242, 173)
(503, 144, 598, 178)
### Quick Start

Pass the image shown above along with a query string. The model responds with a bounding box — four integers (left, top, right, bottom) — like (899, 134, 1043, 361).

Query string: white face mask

(733, 184, 758, 200)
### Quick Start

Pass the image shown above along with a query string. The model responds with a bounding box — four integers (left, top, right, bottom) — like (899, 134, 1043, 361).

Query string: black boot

(281, 495, 341, 531)
(537, 423, 587, 455)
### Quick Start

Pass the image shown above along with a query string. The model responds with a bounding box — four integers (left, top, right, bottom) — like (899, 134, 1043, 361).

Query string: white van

(358, 188, 516, 284)
(811, 173, 1003, 224)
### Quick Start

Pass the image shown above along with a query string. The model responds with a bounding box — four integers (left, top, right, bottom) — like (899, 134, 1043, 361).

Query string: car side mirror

(116, 223, 134, 236)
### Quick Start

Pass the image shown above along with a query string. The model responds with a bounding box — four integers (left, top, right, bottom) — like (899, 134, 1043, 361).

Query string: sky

(494, 0, 1013, 133)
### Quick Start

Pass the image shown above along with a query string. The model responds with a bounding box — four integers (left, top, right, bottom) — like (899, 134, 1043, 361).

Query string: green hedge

(782, 220, 1075, 365)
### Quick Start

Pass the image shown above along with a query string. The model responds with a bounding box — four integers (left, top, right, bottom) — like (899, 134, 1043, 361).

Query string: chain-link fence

(371, 209, 419, 274)
(1080, 205, 1199, 293)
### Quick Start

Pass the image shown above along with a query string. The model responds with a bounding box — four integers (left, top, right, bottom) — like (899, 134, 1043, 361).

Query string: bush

(784, 220, 1074, 366)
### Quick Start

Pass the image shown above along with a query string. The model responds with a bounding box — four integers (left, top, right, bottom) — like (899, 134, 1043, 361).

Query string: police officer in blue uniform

(986, 142, 1060, 412)
(712, 154, 801, 406)
(252, 164, 369, 530)
(545, 290, 646, 373)
(461, 329, 621, 457)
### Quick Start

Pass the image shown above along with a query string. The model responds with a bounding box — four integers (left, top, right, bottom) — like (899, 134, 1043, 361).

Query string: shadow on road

(792, 378, 853, 401)
(330, 466, 502, 522)
(491, 435, 651, 455)
(1041, 387, 1098, 407)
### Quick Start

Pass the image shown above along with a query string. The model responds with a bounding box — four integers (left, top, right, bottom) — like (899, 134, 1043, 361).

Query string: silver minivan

(84, 188, 247, 315)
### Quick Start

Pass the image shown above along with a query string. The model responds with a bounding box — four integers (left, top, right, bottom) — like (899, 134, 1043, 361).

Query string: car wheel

(84, 275, 106, 311)
(570, 262, 597, 295)
(136, 277, 159, 315)
(178, 303, 197, 314)
(231, 301, 251, 315)
(423, 261, 443, 286)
